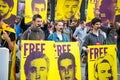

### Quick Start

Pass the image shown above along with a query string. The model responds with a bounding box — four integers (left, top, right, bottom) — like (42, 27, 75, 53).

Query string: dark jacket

(20, 17, 32, 33)
(47, 32, 68, 42)
(117, 29, 120, 50)
(83, 32, 106, 48)
(22, 26, 45, 40)
(100, 26, 118, 44)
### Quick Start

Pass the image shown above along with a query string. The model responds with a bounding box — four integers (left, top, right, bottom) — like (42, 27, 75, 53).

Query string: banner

(55, 0, 82, 20)
(115, 0, 120, 22)
(25, 0, 48, 23)
(86, 0, 117, 26)
(0, 0, 18, 24)
(20, 41, 81, 80)
(88, 45, 118, 80)
(20, 40, 55, 80)
(86, 0, 97, 26)
(54, 42, 81, 80)
(11, 0, 18, 16)
(116, 0, 120, 15)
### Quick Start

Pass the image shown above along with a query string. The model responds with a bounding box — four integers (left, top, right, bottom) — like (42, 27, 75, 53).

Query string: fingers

(2, 31, 9, 40)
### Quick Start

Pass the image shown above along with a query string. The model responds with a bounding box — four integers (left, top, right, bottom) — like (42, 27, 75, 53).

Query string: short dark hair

(32, 14, 42, 21)
(58, 52, 75, 67)
(24, 51, 49, 78)
(31, 0, 46, 11)
(3, 0, 14, 7)
(79, 20, 85, 24)
(53, 20, 63, 32)
(91, 17, 102, 25)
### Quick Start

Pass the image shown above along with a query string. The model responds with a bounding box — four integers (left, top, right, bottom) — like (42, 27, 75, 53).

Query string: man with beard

(22, 14, 45, 40)
(0, 0, 16, 24)
(82, 17, 106, 80)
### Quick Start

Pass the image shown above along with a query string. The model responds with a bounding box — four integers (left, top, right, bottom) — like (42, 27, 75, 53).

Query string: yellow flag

(55, 0, 82, 20)
(116, 0, 120, 15)
(11, 0, 18, 16)
(25, 0, 48, 23)
(86, 0, 102, 24)
(86, 0, 96, 24)
(1, 23, 15, 33)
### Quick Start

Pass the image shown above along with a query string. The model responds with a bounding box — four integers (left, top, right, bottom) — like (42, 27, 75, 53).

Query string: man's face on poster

(63, 0, 78, 19)
(33, 3, 45, 15)
(59, 58, 75, 80)
(97, 63, 112, 80)
(0, 0, 11, 17)
(28, 58, 48, 80)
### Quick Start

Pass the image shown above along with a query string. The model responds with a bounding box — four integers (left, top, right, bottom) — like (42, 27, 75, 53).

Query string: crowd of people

(0, 0, 120, 80)
(1, 7, 120, 80)
(0, 13, 120, 79)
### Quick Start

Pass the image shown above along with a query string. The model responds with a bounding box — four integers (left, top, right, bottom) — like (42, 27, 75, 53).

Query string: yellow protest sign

(116, 0, 120, 15)
(11, 0, 18, 15)
(54, 42, 81, 80)
(20, 41, 81, 80)
(25, 0, 48, 23)
(88, 45, 118, 80)
(0, 0, 18, 24)
(20, 40, 55, 80)
(55, 0, 82, 20)
(86, 0, 95, 24)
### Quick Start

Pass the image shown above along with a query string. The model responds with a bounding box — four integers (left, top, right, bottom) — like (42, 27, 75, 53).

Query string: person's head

(63, 0, 79, 19)
(32, 14, 43, 28)
(115, 22, 120, 30)
(79, 20, 86, 28)
(24, 51, 49, 80)
(31, 0, 46, 14)
(91, 17, 102, 31)
(54, 20, 64, 32)
(63, 20, 69, 28)
(58, 53, 76, 80)
(94, 55, 113, 80)
(0, 0, 14, 18)
(15, 16, 21, 24)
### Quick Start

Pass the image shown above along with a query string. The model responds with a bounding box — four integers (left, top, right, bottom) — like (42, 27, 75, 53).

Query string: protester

(22, 14, 45, 40)
(47, 20, 68, 42)
(82, 17, 106, 80)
